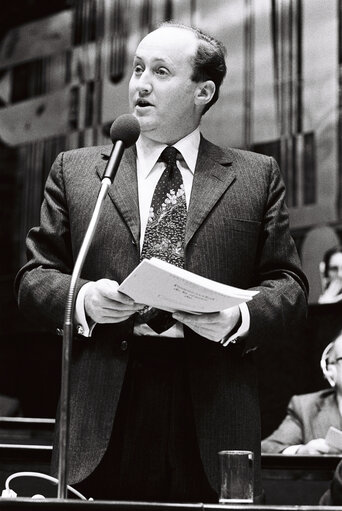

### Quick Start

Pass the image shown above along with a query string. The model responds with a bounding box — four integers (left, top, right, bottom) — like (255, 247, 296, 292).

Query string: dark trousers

(75, 336, 217, 502)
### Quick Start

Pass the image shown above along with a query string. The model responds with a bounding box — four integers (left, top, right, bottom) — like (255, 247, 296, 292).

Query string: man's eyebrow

(328, 356, 342, 364)
(133, 55, 172, 66)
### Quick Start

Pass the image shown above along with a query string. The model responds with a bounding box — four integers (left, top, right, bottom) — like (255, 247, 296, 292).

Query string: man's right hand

(319, 278, 342, 304)
(84, 279, 144, 323)
(297, 438, 342, 455)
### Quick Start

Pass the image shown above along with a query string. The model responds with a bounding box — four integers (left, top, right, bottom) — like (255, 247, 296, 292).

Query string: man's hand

(172, 306, 241, 342)
(297, 438, 342, 455)
(319, 278, 342, 304)
(84, 279, 144, 323)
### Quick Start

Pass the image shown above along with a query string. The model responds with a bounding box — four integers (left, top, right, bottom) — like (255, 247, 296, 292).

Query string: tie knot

(159, 146, 179, 166)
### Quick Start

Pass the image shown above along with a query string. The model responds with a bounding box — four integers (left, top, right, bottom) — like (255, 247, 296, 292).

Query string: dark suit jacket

(0, 394, 22, 416)
(15, 136, 308, 496)
(261, 389, 342, 453)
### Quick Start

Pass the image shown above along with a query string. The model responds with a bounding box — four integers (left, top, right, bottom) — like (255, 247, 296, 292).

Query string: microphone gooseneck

(58, 113, 140, 500)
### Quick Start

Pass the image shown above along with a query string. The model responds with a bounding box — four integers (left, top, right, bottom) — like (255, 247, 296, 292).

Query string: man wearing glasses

(262, 333, 342, 454)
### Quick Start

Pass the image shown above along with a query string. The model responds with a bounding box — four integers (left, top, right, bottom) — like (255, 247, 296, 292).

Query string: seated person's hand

(319, 278, 342, 303)
(296, 438, 342, 455)
(84, 278, 144, 323)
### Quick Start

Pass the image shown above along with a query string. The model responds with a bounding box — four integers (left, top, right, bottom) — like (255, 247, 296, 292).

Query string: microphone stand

(57, 176, 112, 499)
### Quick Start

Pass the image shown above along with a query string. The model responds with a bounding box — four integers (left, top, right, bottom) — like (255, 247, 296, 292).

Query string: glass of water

(218, 450, 254, 503)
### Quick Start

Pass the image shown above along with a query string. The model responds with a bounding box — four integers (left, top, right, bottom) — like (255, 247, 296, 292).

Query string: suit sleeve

(245, 157, 308, 345)
(14, 152, 90, 333)
(261, 396, 304, 453)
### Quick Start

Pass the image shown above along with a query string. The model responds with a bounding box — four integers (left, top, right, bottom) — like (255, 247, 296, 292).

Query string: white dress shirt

(75, 128, 250, 342)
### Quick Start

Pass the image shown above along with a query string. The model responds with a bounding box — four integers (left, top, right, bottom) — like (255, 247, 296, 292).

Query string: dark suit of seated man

(262, 333, 342, 454)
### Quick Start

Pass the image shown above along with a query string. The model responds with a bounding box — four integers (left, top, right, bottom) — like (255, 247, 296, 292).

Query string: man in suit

(262, 333, 342, 454)
(15, 22, 308, 502)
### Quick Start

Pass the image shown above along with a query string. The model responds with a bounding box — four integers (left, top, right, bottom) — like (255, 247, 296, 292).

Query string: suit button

(120, 340, 128, 351)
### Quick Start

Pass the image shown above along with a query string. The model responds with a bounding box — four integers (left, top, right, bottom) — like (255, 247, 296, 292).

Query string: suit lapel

(95, 137, 235, 250)
(185, 137, 235, 247)
(96, 145, 140, 246)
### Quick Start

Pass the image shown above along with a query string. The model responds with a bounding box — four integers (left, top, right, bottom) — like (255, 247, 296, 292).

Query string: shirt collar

(136, 128, 201, 178)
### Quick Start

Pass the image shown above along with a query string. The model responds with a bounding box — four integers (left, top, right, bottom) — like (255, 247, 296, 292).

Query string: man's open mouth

(136, 99, 153, 107)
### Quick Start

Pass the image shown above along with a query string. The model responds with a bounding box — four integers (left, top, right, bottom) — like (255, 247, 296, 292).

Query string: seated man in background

(262, 333, 342, 454)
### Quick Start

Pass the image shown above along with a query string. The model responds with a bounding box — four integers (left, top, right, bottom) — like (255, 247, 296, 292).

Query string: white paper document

(118, 257, 259, 313)
(326, 426, 342, 450)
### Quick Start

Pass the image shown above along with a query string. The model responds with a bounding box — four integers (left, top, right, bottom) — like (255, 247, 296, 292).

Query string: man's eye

(134, 65, 144, 74)
(156, 67, 169, 76)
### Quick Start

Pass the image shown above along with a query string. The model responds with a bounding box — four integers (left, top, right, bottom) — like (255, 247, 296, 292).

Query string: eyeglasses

(328, 266, 342, 273)
(327, 357, 342, 366)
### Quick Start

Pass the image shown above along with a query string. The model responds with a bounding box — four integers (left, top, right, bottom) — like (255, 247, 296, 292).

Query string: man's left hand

(172, 306, 241, 342)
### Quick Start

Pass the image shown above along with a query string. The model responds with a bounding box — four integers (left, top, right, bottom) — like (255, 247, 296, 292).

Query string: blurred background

(0, 0, 341, 437)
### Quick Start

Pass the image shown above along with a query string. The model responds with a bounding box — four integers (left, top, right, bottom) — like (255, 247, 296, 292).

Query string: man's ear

(325, 364, 337, 387)
(194, 80, 216, 108)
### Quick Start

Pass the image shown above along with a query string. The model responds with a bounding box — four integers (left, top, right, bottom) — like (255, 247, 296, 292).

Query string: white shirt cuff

(282, 445, 301, 454)
(232, 302, 249, 340)
(75, 282, 97, 337)
(220, 302, 250, 347)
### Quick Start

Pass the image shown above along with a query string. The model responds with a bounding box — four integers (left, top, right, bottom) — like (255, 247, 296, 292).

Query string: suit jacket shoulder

(200, 136, 275, 168)
(290, 389, 336, 410)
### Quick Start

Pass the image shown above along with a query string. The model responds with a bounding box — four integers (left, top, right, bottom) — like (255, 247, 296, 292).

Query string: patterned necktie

(139, 146, 187, 333)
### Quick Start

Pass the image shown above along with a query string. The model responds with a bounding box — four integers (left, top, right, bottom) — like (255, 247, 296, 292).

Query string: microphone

(102, 114, 140, 182)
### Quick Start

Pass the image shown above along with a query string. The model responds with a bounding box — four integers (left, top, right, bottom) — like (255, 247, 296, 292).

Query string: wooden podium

(0, 444, 340, 505)
(0, 501, 206, 510)
(0, 500, 339, 510)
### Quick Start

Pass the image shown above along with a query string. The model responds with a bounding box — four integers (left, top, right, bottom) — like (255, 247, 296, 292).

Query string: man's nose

(137, 71, 152, 94)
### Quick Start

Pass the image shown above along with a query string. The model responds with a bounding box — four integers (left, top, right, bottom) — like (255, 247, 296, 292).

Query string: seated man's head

(321, 333, 342, 389)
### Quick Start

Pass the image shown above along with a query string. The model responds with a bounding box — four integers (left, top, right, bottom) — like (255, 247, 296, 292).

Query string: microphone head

(110, 114, 140, 148)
